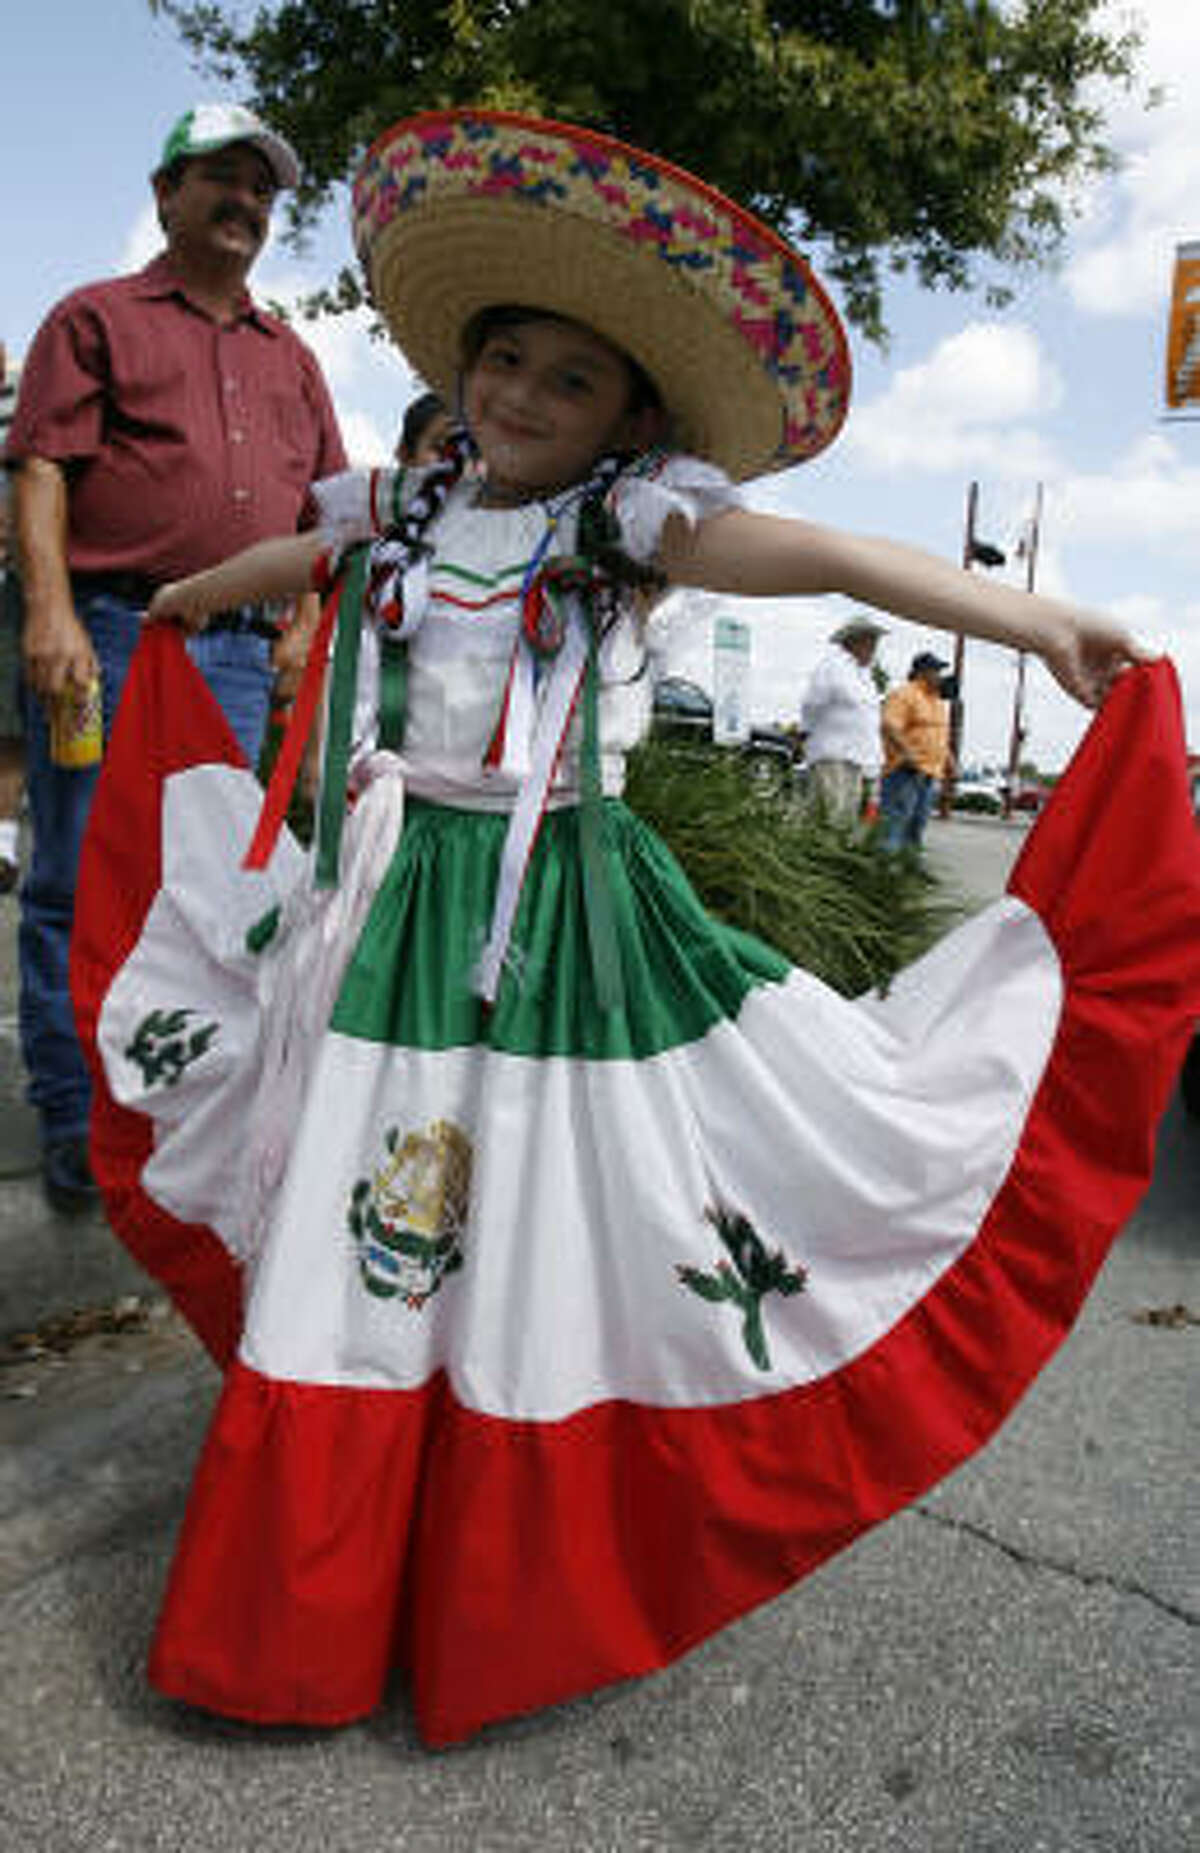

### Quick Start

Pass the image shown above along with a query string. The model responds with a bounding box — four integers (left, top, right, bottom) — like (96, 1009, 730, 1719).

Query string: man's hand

(22, 595, 98, 700)
(270, 593, 322, 705)
(12, 455, 97, 699)
(270, 594, 326, 801)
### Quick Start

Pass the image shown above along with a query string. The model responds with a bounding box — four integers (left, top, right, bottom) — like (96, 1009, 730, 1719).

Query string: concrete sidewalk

(0, 905, 143, 1339)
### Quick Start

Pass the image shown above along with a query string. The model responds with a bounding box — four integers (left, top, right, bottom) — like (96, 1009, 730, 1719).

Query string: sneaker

(43, 1137, 100, 1215)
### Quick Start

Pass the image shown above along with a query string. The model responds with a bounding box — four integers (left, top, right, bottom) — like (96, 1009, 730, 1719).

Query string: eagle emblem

(348, 1119, 472, 1308)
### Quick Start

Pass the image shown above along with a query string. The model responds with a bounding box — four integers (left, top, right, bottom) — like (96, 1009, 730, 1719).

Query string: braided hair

(577, 463, 667, 600)
(365, 423, 477, 626)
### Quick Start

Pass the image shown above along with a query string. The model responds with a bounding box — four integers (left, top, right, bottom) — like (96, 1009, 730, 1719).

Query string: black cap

(910, 651, 948, 678)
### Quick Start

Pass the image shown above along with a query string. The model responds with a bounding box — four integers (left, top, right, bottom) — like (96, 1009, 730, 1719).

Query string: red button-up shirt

(5, 253, 347, 579)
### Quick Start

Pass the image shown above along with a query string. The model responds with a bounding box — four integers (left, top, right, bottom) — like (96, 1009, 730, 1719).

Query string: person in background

(798, 613, 885, 824)
(0, 487, 22, 897)
(879, 650, 952, 851)
(396, 389, 455, 468)
(0, 343, 23, 895)
(4, 101, 347, 1211)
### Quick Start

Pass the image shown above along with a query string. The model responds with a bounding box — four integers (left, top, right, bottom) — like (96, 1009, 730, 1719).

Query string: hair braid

(389, 423, 475, 558)
(576, 456, 668, 612)
(366, 424, 476, 626)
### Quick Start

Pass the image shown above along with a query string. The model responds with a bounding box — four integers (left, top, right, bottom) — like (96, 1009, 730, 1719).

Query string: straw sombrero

(352, 107, 851, 482)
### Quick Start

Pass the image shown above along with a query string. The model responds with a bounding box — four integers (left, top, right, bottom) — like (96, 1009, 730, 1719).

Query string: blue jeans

(18, 586, 272, 1145)
(879, 765, 936, 852)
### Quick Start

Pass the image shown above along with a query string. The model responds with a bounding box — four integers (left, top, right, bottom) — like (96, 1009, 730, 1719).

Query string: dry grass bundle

(624, 738, 959, 996)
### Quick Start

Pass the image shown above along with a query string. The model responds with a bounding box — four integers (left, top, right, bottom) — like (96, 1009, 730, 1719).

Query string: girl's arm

(659, 507, 1150, 709)
(146, 532, 327, 633)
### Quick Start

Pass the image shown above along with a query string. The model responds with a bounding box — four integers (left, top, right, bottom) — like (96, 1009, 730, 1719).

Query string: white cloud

(1066, 3, 1200, 316)
(257, 271, 426, 464)
(1052, 432, 1200, 560)
(119, 202, 160, 274)
(336, 407, 394, 467)
(841, 323, 1064, 476)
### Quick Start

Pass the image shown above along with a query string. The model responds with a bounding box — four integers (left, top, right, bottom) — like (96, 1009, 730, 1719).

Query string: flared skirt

(72, 629, 1200, 1743)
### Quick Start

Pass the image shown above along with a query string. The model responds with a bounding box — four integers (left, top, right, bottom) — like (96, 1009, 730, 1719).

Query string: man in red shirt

(5, 103, 347, 1210)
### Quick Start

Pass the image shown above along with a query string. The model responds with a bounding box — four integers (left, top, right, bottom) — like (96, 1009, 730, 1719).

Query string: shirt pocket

(266, 389, 319, 482)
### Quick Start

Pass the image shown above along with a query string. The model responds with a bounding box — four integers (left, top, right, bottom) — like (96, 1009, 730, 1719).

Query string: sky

(4, 0, 1200, 773)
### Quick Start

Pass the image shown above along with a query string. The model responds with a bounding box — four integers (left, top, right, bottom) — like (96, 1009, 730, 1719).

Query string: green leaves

(147, 0, 1143, 340)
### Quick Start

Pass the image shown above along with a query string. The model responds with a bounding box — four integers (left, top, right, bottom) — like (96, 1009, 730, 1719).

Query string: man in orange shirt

(879, 651, 951, 850)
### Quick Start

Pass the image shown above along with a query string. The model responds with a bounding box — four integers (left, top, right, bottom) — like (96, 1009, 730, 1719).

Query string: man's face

(845, 633, 877, 667)
(155, 144, 278, 274)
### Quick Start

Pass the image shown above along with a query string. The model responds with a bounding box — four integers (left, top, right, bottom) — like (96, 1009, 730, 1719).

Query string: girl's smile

(463, 316, 658, 504)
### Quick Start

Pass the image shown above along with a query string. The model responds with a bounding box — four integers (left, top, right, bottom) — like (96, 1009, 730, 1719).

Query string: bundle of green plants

(623, 737, 960, 997)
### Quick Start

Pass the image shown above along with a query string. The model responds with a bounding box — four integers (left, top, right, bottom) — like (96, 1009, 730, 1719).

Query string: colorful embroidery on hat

(352, 109, 849, 468)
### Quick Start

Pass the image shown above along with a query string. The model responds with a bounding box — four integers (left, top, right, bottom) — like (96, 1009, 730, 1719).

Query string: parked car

(651, 676, 713, 736)
(950, 774, 1004, 816)
(651, 678, 797, 778)
(1010, 784, 1049, 814)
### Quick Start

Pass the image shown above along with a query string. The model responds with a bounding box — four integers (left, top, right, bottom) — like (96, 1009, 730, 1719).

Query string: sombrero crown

(352, 107, 850, 481)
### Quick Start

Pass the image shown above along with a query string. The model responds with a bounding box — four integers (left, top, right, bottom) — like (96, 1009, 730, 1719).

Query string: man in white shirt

(798, 615, 885, 823)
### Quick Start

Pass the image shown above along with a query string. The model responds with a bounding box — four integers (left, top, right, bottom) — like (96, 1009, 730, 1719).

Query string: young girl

(73, 107, 1200, 1749)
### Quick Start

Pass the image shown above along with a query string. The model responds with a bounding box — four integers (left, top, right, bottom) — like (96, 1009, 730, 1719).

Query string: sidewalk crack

(914, 1501, 1199, 1628)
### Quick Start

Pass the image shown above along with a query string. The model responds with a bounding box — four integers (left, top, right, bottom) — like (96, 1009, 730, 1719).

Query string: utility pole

(943, 481, 1005, 814)
(1003, 482, 1043, 818)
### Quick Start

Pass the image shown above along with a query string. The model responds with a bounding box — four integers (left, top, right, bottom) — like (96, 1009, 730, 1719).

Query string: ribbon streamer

(313, 546, 369, 888)
(243, 584, 342, 872)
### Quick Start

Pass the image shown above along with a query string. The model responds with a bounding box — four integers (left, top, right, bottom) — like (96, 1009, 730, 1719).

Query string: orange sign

(1166, 242, 1200, 409)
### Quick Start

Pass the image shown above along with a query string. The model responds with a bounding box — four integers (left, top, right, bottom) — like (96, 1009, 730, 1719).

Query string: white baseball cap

(155, 102, 300, 190)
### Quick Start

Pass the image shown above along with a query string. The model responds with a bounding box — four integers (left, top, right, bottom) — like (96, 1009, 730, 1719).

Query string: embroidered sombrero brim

(352, 108, 851, 481)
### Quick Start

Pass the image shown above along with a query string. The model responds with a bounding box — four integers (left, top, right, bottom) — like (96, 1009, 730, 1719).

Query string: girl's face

(462, 316, 660, 503)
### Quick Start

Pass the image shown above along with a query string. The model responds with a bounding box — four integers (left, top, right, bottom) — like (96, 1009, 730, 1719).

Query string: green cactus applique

(124, 1008, 219, 1089)
(677, 1203, 808, 1372)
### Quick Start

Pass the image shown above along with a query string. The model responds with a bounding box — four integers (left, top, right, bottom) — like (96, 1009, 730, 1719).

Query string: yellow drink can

(49, 674, 103, 769)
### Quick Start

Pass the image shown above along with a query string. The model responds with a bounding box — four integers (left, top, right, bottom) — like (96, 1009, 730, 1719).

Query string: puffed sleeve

(309, 467, 407, 550)
(607, 453, 741, 564)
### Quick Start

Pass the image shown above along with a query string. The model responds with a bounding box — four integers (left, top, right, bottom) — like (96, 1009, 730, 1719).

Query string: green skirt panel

(331, 799, 788, 1060)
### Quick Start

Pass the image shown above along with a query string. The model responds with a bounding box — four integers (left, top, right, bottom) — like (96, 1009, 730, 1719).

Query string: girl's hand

(1039, 611, 1155, 709)
(146, 579, 213, 634)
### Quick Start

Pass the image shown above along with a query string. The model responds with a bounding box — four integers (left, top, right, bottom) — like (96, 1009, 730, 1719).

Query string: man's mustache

(211, 203, 264, 237)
